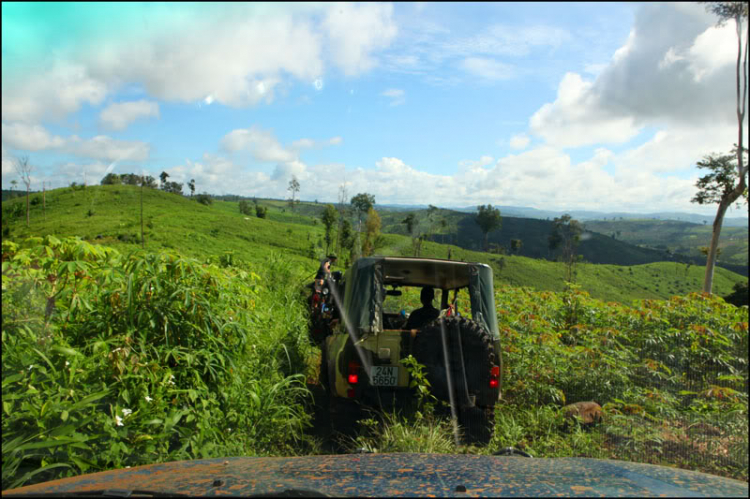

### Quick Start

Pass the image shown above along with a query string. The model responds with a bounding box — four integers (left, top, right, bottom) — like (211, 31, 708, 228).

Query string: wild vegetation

(2, 186, 748, 489)
(2, 237, 317, 490)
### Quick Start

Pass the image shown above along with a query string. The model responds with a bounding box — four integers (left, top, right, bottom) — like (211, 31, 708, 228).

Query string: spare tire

(412, 316, 497, 409)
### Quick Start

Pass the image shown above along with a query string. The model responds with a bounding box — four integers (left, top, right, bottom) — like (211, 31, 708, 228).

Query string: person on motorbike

(315, 254, 337, 285)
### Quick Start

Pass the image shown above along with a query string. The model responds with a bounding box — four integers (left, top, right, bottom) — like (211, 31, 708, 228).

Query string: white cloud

(460, 57, 514, 81)
(529, 3, 741, 150)
(2, 61, 108, 124)
(2, 122, 150, 162)
(222, 126, 342, 163)
(615, 123, 738, 173)
(99, 100, 160, 131)
(529, 72, 642, 148)
(509, 134, 530, 150)
(381, 88, 406, 106)
(443, 24, 571, 59)
(2, 3, 399, 124)
(158, 143, 719, 215)
(322, 3, 398, 76)
(221, 127, 297, 163)
(65, 135, 150, 162)
(2, 123, 66, 151)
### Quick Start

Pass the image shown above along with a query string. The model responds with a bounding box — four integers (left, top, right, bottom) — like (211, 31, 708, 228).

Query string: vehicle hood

(3, 453, 748, 497)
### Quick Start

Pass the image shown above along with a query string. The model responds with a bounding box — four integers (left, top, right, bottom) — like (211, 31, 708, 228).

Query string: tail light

(348, 361, 360, 385)
(489, 365, 500, 389)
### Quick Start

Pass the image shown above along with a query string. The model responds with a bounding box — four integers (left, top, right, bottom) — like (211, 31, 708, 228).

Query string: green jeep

(318, 256, 502, 443)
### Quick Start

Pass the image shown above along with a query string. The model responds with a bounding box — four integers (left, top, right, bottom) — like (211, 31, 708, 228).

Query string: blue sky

(2, 2, 747, 216)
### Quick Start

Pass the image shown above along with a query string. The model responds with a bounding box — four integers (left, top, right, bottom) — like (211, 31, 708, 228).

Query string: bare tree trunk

(703, 199, 730, 293)
(26, 186, 30, 227)
(141, 176, 145, 249)
(43, 181, 46, 221)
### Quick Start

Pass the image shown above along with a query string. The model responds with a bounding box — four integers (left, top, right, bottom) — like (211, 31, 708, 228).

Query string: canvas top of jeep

(339, 256, 499, 339)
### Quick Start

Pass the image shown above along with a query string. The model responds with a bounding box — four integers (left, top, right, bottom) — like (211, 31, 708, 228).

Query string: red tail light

(348, 361, 360, 385)
(489, 365, 500, 389)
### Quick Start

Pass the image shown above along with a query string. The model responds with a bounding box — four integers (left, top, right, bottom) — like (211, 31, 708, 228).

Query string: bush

(196, 194, 212, 206)
(2, 237, 314, 489)
(494, 284, 748, 479)
(256, 206, 268, 219)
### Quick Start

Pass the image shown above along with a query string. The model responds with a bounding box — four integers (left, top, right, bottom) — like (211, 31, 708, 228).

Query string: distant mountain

(448, 205, 748, 228)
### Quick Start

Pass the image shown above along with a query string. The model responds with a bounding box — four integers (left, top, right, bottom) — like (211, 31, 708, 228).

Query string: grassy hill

(379, 207, 748, 276)
(2, 185, 745, 304)
(582, 219, 748, 267)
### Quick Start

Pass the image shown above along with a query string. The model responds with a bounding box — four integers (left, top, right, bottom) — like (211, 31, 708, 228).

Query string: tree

(239, 200, 253, 215)
(101, 173, 122, 185)
(362, 207, 382, 257)
(475, 204, 502, 252)
(691, 149, 748, 292)
(159, 171, 169, 188)
(163, 181, 184, 195)
(402, 213, 418, 255)
(196, 193, 212, 205)
(510, 238, 523, 254)
(141, 175, 158, 189)
(548, 214, 584, 284)
(351, 192, 375, 255)
(188, 179, 196, 197)
(351, 193, 375, 227)
(255, 205, 268, 219)
(697, 2, 749, 293)
(288, 176, 300, 209)
(321, 204, 338, 254)
(336, 183, 349, 255)
(15, 155, 32, 227)
(339, 218, 354, 261)
(10, 179, 18, 192)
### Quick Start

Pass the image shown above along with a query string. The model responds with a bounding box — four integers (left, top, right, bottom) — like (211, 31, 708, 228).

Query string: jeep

(313, 256, 502, 443)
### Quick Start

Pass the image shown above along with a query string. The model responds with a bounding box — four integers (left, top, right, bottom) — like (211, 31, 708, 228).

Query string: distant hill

(3, 186, 745, 304)
(582, 219, 748, 268)
(379, 208, 748, 277)
(448, 205, 749, 228)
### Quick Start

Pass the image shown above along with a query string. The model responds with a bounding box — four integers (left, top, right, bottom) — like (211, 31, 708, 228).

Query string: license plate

(370, 366, 398, 386)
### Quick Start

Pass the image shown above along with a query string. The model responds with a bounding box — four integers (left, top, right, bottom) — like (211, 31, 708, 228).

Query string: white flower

(122, 408, 133, 417)
(115, 415, 124, 426)
(167, 375, 176, 386)
(28, 365, 34, 371)
(65, 361, 70, 367)
(145, 396, 153, 402)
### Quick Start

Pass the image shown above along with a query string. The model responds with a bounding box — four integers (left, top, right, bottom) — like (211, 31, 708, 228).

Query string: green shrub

(196, 194, 212, 206)
(2, 237, 314, 489)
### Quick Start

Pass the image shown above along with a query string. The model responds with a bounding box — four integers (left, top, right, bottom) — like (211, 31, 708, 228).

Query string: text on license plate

(370, 366, 398, 386)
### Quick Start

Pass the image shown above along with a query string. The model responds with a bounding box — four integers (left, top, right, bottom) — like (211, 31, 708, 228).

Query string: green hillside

(2, 185, 745, 304)
(583, 219, 749, 267)
(379, 207, 748, 276)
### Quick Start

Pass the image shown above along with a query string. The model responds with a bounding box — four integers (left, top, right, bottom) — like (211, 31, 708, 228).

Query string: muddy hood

(3, 453, 748, 497)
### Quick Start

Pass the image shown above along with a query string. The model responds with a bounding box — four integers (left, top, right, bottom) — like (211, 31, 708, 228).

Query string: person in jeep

(405, 286, 440, 330)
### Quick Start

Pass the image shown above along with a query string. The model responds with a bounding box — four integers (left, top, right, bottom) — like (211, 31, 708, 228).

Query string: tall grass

(2, 236, 315, 489)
